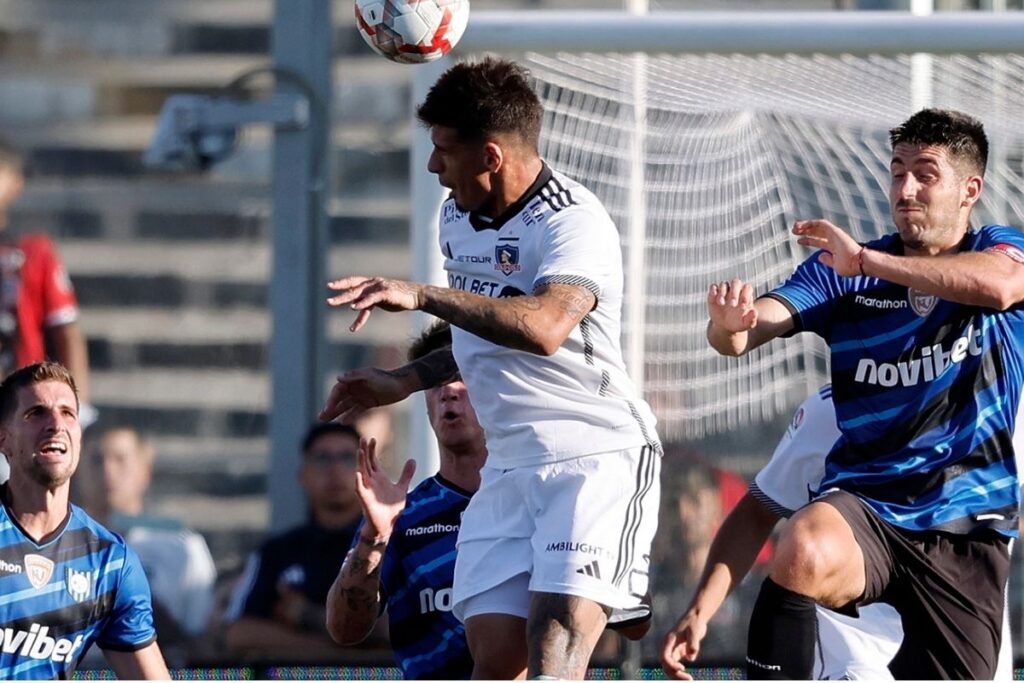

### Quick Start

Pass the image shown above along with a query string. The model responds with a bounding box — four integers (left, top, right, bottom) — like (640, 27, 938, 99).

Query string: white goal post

(409, 11, 1024, 454)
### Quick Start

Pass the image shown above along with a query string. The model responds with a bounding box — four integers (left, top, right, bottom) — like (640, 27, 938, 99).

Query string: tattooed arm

(319, 346, 459, 423)
(421, 282, 595, 356)
(327, 275, 596, 356)
(325, 533, 389, 646)
(326, 437, 415, 645)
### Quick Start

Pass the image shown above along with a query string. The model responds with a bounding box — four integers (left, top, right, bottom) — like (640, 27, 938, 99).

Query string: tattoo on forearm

(419, 283, 594, 353)
(407, 347, 460, 389)
(357, 535, 389, 549)
(550, 286, 594, 321)
(341, 586, 379, 614)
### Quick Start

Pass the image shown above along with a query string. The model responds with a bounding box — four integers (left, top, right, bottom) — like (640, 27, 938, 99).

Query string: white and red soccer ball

(355, 0, 469, 64)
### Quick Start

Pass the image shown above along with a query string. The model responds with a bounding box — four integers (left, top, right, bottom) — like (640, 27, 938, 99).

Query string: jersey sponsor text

(418, 587, 454, 614)
(0, 625, 85, 663)
(447, 272, 501, 298)
(854, 325, 983, 387)
(854, 295, 907, 310)
(405, 523, 459, 537)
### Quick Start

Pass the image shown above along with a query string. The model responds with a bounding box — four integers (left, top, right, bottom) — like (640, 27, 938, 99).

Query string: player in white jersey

(661, 385, 1014, 680)
(319, 57, 660, 679)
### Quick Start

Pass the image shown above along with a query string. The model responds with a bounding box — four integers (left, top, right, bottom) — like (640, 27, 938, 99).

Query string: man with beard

(707, 109, 1024, 679)
(0, 362, 168, 679)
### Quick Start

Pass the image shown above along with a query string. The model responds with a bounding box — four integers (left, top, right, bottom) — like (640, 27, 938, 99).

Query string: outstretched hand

(793, 219, 862, 277)
(707, 278, 757, 333)
(354, 437, 416, 541)
(661, 613, 708, 680)
(327, 276, 426, 333)
(319, 367, 413, 423)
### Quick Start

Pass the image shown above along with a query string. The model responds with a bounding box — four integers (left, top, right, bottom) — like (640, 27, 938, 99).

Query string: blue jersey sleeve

(766, 250, 848, 340)
(976, 224, 1024, 264)
(97, 545, 157, 652)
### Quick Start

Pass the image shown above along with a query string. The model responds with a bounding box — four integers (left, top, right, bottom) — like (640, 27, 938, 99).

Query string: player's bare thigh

(465, 613, 528, 680)
(527, 591, 610, 679)
(769, 499, 866, 608)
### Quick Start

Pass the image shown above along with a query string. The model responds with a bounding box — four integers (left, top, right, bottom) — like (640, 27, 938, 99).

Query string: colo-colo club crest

(495, 244, 521, 276)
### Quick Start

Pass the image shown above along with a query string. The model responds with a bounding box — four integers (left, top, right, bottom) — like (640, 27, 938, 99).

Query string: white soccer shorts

(451, 445, 660, 625)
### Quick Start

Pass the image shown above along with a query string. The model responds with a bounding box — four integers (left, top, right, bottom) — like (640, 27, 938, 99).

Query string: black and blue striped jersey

(767, 225, 1024, 536)
(359, 474, 473, 679)
(0, 493, 156, 679)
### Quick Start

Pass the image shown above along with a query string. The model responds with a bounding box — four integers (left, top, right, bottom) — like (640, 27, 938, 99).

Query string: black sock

(746, 577, 818, 680)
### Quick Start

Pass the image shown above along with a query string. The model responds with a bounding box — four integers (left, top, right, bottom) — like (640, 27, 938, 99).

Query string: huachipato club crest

(908, 288, 938, 317)
(23, 554, 54, 589)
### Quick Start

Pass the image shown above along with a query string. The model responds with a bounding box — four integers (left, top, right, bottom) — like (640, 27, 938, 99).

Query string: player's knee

(771, 508, 849, 599)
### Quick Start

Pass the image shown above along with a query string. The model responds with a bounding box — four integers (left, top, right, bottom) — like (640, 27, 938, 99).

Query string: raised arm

(661, 492, 780, 680)
(706, 279, 795, 357)
(861, 249, 1024, 310)
(319, 345, 458, 423)
(794, 219, 1024, 310)
(326, 438, 415, 645)
(327, 276, 594, 357)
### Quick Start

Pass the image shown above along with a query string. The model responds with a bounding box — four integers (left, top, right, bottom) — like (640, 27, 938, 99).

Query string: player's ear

(483, 141, 503, 173)
(962, 174, 983, 208)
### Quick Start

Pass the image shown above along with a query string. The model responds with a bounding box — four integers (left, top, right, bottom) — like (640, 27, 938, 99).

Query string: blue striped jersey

(357, 474, 473, 679)
(766, 225, 1024, 536)
(0, 494, 156, 679)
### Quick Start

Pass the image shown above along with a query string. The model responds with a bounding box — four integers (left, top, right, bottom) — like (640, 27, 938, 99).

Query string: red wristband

(856, 246, 867, 277)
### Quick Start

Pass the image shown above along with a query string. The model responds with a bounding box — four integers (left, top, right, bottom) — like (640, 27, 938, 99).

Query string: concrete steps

(0, 0, 422, 573)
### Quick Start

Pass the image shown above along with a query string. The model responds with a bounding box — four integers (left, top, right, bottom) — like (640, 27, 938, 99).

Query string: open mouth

(38, 441, 68, 457)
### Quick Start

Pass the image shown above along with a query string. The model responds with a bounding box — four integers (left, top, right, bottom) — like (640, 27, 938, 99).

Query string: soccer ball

(355, 0, 469, 65)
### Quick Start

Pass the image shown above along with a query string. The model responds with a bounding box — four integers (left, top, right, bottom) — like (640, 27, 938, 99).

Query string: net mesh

(526, 52, 1024, 439)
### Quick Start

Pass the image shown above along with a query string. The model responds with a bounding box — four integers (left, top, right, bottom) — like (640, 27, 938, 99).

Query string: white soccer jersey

(753, 385, 1016, 680)
(438, 164, 659, 468)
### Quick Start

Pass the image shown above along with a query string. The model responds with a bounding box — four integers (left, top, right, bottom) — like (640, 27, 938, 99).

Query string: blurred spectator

(224, 422, 381, 662)
(0, 140, 92, 420)
(648, 451, 770, 663)
(83, 425, 217, 666)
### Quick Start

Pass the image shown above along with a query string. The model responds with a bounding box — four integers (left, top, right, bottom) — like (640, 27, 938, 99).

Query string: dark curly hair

(889, 108, 988, 177)
(407, 318, 453, 363)
(416, 56, 543, 149)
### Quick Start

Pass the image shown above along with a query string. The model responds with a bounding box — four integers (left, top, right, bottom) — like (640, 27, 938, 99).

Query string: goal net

(519, 50, 1024, 440)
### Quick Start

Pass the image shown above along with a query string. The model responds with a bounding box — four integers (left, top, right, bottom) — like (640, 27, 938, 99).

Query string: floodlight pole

(268, 0, 333, 532)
